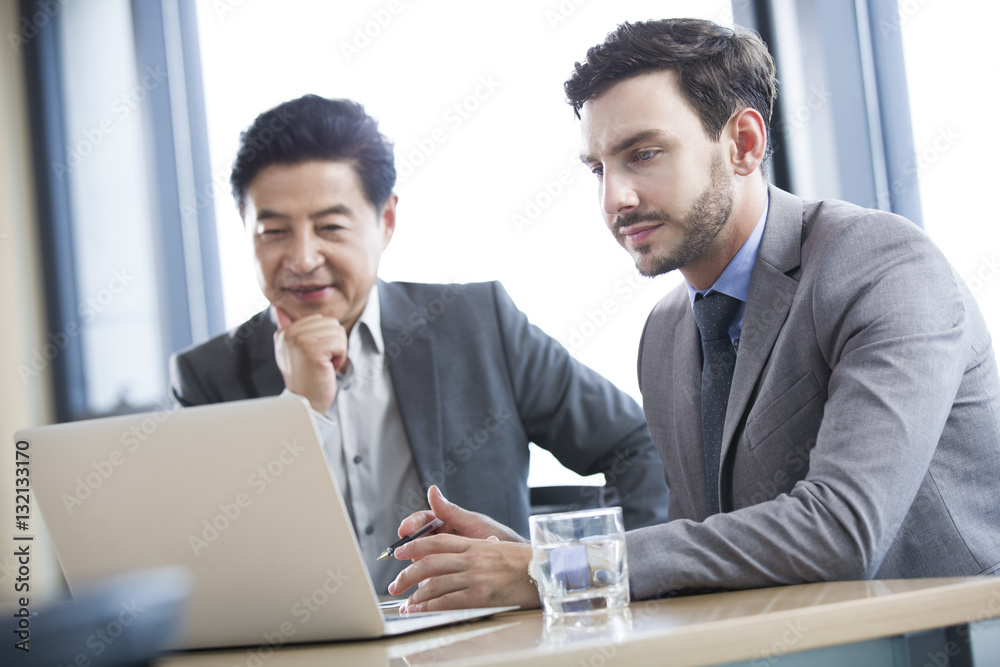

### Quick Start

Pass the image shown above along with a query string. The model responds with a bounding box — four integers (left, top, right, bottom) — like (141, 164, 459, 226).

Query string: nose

(601, 171, 639, 218)
(287, 227, 324, 275)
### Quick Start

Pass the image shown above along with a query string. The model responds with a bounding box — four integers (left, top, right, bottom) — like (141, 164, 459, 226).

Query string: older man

(169, 95, 670, 593)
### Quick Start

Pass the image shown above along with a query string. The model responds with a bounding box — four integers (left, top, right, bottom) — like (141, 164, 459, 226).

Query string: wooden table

(155, 577, 1000, 666)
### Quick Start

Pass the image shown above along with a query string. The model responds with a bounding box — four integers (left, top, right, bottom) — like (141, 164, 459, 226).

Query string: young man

(168, 95, 670, 593)
(387, 18, 1000, 611)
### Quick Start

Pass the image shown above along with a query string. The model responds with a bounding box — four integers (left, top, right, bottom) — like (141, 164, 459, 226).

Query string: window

(899, 0, 1000, 335)
(195, 0, 735, 485)
(23, 0, 224, 421)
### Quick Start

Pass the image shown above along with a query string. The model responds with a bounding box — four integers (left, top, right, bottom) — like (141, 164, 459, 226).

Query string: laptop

(18, 394, 518, 649)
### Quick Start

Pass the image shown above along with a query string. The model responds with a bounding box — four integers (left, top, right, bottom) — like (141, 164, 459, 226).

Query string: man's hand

(388, 485, 540, 612)
(273, 306, 347, 413)
(396, 485, 526, 544)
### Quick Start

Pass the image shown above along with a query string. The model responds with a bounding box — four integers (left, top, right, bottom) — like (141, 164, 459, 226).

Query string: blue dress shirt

(685, 196, 769, 350)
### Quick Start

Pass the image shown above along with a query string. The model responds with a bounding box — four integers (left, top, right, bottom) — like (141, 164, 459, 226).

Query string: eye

(257, 226, 287, 237)
(318, 224, 343, 234)
(591, 164, 604, 180)
(635, 149, 657, 162)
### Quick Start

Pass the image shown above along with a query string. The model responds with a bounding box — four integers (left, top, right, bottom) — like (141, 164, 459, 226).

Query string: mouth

(284, 284, 335, 302)
(619, 223, 662, 247)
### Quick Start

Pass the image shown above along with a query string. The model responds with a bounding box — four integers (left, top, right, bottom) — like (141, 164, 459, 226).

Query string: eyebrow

(254, 208, 287, 221)
(311, 205, 353, 219)
(254, 204, 353, 221)
(580, 129, 665, 165)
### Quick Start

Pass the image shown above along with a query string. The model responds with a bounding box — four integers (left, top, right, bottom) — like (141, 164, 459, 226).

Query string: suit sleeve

(489, 282, 670, 530)
(169, 350, 214, 408)
(625, 214, 978, 598)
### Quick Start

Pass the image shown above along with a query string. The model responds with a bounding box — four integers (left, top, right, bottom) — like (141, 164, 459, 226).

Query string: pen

(376, 518, 445, 561)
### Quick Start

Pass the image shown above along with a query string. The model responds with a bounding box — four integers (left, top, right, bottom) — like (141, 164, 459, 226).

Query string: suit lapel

(673, 306, 710, 517)
(247, 309, 285, 397)
(378, 282, 445, 494)
(720, 186, 804, 461)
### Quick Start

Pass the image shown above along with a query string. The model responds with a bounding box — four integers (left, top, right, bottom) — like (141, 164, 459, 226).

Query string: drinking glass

(528, 507, 629, 617)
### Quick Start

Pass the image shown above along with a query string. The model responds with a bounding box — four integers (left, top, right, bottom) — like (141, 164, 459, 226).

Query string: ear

(379, 193, 398, 250)
(726, 108, 767, 177)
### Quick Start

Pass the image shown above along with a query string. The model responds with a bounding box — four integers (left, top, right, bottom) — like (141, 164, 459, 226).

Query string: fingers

(401, 581, 481, 614)
(388, 551, 468, 597)
(279, 317, 346, 357)
(424, 485, 510, 541)
(388, 539, 539, 612)
(272, 315, 347, 413)
(426, 485, 467, 525)
(393, 533, 474, 561)
(393, 484, 524, 564)
(398, 510, 441, 539)
(394, 483, 473, 541)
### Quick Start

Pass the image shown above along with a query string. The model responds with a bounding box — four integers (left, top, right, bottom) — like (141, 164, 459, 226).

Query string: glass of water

(528, 507, 629, 617)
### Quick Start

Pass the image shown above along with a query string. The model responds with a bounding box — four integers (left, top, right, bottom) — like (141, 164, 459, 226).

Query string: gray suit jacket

(629, 186, 1000, 598)
(170, 280, 670, 536)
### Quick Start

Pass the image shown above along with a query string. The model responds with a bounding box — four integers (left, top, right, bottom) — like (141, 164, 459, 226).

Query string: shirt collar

(686, 193, 769, 305)
(353, 282, 383, 355)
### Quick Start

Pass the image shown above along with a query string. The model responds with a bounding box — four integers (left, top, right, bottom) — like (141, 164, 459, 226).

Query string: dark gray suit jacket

(170, 280, 670, 535)
(628, 186, 1000, 598)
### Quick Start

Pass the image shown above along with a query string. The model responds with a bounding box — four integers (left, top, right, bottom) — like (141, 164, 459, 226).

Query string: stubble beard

(624, 153, 735, 278)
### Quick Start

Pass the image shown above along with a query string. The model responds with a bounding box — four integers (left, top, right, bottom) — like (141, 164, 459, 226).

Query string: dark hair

(230, 95, 396, 210)
(565, 19, 777, 157)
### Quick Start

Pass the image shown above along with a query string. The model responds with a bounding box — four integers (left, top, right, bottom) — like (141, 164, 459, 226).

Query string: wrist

(309, 396, 333, 413)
